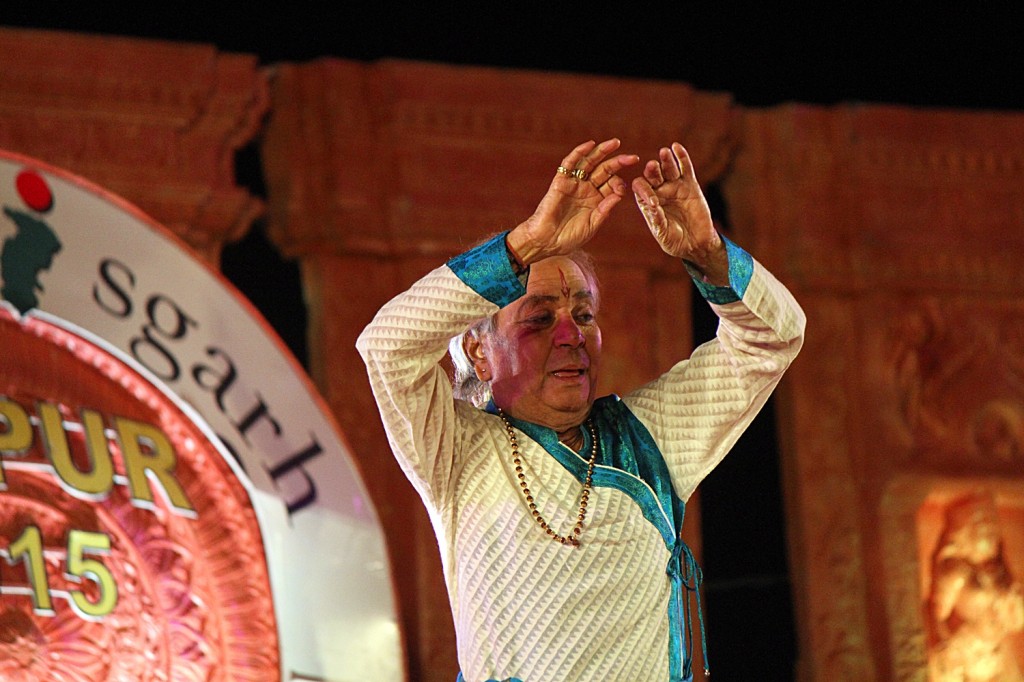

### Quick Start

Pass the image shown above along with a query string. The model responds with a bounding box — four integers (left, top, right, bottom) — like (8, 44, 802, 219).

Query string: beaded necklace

(498, 410, 597, 547)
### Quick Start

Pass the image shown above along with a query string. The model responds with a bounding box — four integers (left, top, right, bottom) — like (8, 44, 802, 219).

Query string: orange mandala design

(0, 308, 280, 681)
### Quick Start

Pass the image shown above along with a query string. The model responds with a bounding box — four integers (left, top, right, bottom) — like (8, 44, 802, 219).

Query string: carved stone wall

(725, 105, 1024, 682)
(0, 27, 268, 264)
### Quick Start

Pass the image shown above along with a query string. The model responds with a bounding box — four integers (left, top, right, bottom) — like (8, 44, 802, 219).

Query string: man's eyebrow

(520, 291, 595, 307)
(572, 289, 596, 304)
(518, 294, 557, 311)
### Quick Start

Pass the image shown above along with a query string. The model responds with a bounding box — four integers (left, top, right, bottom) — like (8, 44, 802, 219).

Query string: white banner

(0, 150, 403, 681)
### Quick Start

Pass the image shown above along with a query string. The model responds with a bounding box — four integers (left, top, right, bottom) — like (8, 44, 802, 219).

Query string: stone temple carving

(928, 491, 1024, 681)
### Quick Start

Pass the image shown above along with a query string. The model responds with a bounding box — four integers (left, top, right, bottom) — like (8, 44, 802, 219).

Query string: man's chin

(499, 387, 596, 428)
(550, 395, 594, 420)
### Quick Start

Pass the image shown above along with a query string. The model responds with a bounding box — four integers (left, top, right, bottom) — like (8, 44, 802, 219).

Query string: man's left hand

(632, 143, 729, 286)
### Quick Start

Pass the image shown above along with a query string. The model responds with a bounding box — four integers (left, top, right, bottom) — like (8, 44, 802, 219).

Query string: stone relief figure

(971, 400, 1024, 465)
(929, 491, 1024, 681)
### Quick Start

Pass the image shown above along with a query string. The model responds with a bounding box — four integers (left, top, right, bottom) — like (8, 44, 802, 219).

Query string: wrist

(683, 236, 729, 287)
(504, 233, 527, 276)
(505, 226, 545, 267)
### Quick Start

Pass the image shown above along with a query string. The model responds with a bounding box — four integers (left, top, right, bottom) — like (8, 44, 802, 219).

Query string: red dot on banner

(16, 169, 54, 212)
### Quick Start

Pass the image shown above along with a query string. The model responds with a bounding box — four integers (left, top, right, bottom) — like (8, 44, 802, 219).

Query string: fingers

(642, 143, 696, 188)
(558, 140, 695, 188)
(557, 138, 630, 183)
(556, 139, 604, 181)
(641, 146, 675, 188)
(589, 153, 639, 196)
(553, 139, 697, 202)
(630, 174, 657, 208)
(558, 139, 600, 173)
(641, 158, 665, 188)
(658, 145, 683, 182)
(669, 142, 698, 184)
(629, 174, 663, 234)
(592, 186, 629, 225)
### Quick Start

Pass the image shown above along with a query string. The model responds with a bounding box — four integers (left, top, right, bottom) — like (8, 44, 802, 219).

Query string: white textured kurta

(357, 233, 805, 682)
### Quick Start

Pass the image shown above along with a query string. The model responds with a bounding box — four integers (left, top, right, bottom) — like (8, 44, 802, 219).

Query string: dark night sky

(5, 3, 1024, 111)
(5, 5, 1024, 679)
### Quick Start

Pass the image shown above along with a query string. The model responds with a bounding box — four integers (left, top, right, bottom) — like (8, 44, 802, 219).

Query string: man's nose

(554, 316, 585, 347)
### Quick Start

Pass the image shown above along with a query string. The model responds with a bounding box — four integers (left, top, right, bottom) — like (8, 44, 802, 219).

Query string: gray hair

(448, 249, 600, 409)
(448, 315, 497, 408)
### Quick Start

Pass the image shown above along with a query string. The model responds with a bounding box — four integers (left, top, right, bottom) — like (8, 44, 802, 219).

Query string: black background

(6, 4, 1024, 110)
(6, 4, 1023, 679)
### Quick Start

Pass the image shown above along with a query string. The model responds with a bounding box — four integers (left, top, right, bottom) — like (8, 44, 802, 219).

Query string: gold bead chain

(498, 410, 597, 547)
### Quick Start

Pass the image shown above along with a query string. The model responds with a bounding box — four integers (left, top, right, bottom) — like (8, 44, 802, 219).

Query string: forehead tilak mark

(558, 268, 570, 299)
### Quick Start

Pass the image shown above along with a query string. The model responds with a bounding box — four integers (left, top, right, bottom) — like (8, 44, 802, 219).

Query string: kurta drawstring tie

(669, 539, 710, 678)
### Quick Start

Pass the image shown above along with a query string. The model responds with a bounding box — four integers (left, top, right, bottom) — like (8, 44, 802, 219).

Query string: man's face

(478, 256, 602, 431)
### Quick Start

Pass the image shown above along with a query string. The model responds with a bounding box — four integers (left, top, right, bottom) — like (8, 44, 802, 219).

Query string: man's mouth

(550, 368, 587, 378)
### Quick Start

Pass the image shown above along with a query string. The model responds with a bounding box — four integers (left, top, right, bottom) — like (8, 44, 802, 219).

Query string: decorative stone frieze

(0, 27, 268, 263)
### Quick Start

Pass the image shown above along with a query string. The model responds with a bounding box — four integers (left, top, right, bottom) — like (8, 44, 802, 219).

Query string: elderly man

(357, 138, 805, 682)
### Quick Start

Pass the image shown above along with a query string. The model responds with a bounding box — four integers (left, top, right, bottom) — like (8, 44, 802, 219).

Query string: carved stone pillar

(261, 56, 737, 680)
(0, 27, 268, 264)
(724, 104, 1024, 681)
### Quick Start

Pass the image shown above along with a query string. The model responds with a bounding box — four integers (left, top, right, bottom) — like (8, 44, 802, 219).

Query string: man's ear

(463, 332, 490, 381)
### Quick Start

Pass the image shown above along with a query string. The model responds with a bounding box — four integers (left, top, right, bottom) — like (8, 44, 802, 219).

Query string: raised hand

(507, 139, 639, 265)
(632, 143, 728, 285)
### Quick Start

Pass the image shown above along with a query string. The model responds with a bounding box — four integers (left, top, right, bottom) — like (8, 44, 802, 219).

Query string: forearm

(357, 234, 526, 494)
(357, 265, 493, 391)
(356, 265, 485, 488)
(624, 258, 805, 499)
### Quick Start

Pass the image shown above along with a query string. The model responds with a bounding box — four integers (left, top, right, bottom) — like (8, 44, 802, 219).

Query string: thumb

(635, 190, 661, 228)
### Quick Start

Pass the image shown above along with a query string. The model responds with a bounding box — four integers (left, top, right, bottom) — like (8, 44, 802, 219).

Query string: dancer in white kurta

(358, 139, 805, 682)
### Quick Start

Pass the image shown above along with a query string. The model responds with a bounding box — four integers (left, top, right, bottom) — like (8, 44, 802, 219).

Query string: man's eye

(575, 312, 595, 324)
(527, 315, 553, 325)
